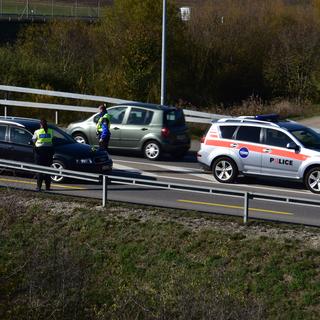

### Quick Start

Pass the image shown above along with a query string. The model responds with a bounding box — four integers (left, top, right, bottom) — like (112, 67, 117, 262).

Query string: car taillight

(200, 136, 205, 143)
(161, 127, 170, 138)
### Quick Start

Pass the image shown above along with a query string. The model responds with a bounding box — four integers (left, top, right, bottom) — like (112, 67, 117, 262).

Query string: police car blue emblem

(239, 147, 249, 158)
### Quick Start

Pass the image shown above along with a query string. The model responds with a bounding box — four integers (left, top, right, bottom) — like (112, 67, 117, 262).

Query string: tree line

(1, 0, 320, 111)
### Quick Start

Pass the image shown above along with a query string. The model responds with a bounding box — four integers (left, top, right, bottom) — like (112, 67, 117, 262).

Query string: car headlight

(76, 158, 93, 164)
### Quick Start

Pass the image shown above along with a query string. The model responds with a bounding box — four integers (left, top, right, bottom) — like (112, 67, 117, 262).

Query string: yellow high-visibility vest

(96, 113, 111, 133)
(34, 128, 53, 147)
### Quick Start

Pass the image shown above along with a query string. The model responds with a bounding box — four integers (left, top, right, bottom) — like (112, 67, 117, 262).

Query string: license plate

(177, 134, 185, 141)
(102, 165, 111, 170)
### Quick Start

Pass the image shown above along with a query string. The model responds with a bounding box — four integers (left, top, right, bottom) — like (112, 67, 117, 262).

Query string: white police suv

(197, 114, 320, 193)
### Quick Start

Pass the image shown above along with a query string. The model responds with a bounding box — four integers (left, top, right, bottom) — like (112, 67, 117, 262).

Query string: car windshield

(290, 127, 320, 150)
(50, 126, 75, 145)
(164, 109, 185, 127)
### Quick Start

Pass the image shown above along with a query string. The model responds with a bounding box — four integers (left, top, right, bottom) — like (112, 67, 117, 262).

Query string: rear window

(0, 125, 6, 141)
(219, 125, 238, 139)
(236, 126, 261, 143)
(164, 109, 185, 127)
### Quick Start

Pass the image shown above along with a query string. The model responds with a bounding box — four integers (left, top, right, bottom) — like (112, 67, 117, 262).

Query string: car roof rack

(239, 113, 280, 122)
(217, 116, 280, 128)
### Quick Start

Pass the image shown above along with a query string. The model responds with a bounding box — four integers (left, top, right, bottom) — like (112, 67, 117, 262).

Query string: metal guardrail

(0, 159, 101, 182)
(0, 0, 101, 19)
(0, 85, 222, 124)
(1, 158, 320, 225)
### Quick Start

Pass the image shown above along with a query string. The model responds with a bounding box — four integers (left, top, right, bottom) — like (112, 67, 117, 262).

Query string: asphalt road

(1, 150, 320, 227)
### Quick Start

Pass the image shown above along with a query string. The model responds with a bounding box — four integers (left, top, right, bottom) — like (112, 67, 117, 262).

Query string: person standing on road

(32, 119, 54, 191)
(96, 104, 111, 151)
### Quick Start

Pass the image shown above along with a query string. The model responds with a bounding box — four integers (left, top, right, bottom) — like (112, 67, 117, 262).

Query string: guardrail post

(55, 110, 59, 124)
(4, 91, 7, 117)
(102, 175, 108, 207)
(243, 192, 249, 224)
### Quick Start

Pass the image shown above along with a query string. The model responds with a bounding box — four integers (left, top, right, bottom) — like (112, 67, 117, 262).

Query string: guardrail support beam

(3, 91, 7, 117)
(243, 192, 249, 224)
(102, 175, 108, 207)
(55, 110, 59, 124)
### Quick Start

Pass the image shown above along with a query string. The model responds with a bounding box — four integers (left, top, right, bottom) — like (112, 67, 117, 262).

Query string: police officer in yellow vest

(96, 104, 111, 151)
(32, 119, 54, 191)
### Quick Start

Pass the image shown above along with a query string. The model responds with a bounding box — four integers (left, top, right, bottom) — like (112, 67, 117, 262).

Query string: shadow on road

(235, 175, 305, 191)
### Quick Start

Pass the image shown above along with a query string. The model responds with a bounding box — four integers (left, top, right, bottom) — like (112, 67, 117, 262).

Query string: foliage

(263, 3, 320, 102)
(92, 0, 187, 103)
(2, 0, 320, 111)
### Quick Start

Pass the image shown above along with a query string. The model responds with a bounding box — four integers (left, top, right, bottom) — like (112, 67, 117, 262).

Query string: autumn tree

(93, 0, 187, 103)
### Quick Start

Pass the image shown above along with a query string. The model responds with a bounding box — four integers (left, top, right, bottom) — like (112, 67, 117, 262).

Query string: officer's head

(99, 104, 107, 114)
(40, 119, 48, 132)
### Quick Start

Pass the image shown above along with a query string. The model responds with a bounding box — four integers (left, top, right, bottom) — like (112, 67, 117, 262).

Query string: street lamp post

(161, 0, 167, 105)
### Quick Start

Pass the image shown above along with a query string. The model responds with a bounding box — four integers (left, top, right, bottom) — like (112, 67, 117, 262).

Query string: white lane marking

(113, 163, 158, 177)
(149, 163, 215, 182)
(114, 160, 214, 182)
(114, 159, 311, 196)
(115, 159, 200, 172)
(115, 160, 213, 180)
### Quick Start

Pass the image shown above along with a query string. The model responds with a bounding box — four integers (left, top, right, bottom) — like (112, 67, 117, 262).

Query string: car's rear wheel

(304, 167, 320, 194)
(51, 160, 66, 183)
(212, 157, 238, 183)
(143, 141, 161, 160)
(72, 132, 88, 144)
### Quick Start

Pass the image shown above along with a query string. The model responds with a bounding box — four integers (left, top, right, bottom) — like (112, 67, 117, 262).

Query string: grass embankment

(1, 189, 320, 319)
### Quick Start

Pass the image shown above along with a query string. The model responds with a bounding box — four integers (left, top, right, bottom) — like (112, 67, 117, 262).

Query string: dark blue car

(0, 117, 113, 182)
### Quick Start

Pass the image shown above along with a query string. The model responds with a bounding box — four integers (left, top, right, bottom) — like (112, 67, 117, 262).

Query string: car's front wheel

(212, 157, 238, 183)
(51, 160, 66, 183)
(72, 132, 88, 144)
(143, 141, 161, 160)
(304, 167, 320, 194)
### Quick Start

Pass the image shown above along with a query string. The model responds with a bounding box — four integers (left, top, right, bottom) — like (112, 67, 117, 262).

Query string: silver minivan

(67, 103, 190, 160)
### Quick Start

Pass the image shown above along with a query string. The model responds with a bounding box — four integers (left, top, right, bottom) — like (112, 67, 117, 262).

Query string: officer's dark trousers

(34, 147, 54, 190)
(99, 134, 111, 151)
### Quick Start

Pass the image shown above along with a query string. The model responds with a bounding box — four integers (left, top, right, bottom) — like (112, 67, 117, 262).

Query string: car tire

(212, 157, 238, 183)
(143, 141, 161, 161)
(72, 132, 88, 144)
(304, 167, 320, 194)
(51, 160, 66, 183)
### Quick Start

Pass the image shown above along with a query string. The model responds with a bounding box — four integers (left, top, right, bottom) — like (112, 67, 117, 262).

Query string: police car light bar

(255, 114, 279, 122)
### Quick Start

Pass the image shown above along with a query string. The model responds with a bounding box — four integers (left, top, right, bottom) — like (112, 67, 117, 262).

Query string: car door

(0, 124, 9, 159)
(261, 128, 301, 178)
(7, 126, 34, 163)
(234, 125, 262, 174)
(120, 107, 154, 149)
(105, 106, 128, 148)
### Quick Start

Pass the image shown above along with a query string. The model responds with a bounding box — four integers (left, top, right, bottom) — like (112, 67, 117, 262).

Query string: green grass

(1, 189, 320, 319)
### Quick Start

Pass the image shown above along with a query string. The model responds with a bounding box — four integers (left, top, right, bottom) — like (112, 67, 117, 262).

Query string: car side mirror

(287, 142, 300, 152)
(28, 140, 33, 146)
